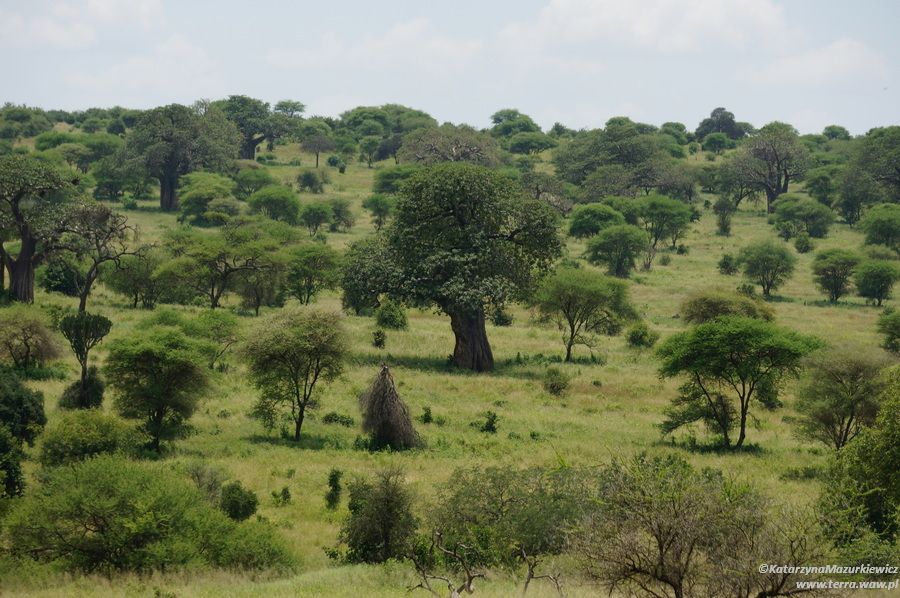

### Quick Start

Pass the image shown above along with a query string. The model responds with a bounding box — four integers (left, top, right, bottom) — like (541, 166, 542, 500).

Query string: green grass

(4, 142, 894, 597)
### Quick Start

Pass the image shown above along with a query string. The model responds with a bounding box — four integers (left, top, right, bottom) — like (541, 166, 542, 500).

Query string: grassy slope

(5, 143, 892, 597)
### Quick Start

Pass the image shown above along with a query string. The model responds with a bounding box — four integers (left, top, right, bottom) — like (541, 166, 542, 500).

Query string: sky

(1, 0, 898, 135)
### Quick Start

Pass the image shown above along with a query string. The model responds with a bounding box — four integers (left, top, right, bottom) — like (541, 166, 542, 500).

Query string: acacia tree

(388, 163, 561, 371)
(242, 308, 347, 441)
(534, 268, 636, 362)
(795, 348, 891, 450)
(58, 312, 112, 402)
(0, 155, 76, 302)
(281, 243, 341, 304)
(657, 316, 820, 448)
(585, 224, 647, 278)
(105, 327, 208, 452)
(58, 203, 142, 312)
(738, 240, 797, 297)
(127, 104, 239, 211)
(811, 249, 860, 303)
(732, 122, 811, 212)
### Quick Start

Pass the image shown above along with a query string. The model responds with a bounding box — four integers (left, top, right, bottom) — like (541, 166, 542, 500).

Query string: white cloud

(65, 34, 223, 104)
(748, 38, 888, 86)
(267, 17, 481, 72)
(499, 0, 788, 53)
(0, 0, 163, 49)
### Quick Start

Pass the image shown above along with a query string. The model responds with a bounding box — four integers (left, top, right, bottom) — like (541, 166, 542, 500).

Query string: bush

(372, 329, 386, 348)
(718, 253, 738, 275)
(812, 249, 860, 303)
(585, 224, 647, 278)
(37, 254, 87, 297)
(321, 412, 355, 427)
(4, 456, 293, 573)
(542, 367, 571, 396)
(772, 195, 834, 239)
(0, 366, 46, 446)
(793, 233, 813, 254)
(373, 164, 420, 194)
(878, 310, 900, 353)
(479, 411, 499, 433)
(296, 170, 323, 193)
(860, 203, 900, 255)
(738, 240, 797, 297)
(0, 306, 62, 372)
(220, 481, 259, 521)
(271, 486, 292, 506)
(325, 469, 343, 510)
(626, 321, 660, 348)
(247, 185, 300, 224)
(339, 468, 417, 563)
(659, 254, 672, 266)
(58, 366, 105, 409)
(681, 290, 774, 324)
(374, 299, 407, 330)
(568, 203, 625, 238)
(0, 425, 24, 497)
(359, 366, 420, 451)
(38, 410, 132, 467)
(856, 261, 898, 306)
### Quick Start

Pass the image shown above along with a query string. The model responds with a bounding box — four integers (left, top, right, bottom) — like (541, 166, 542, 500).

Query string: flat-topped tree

(127, 104, 239, 211)
(0, 155, 77, 302)
(388, 163, 561, 371)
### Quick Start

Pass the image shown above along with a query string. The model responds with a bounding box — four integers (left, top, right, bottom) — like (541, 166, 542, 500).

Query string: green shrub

(856, 261, 898, 306)
(325, 469, 343, 510)
(220, 481, 259, 521)
(372, 329, 386, 348)
(878, 310, 900, 353)
(39, 410, 132, 467)
(374, 299, 407, 330)
(58, 366, 105, 409)
(0, 366, 46, 446)
(37, 254, 87, 297)
(718, 253, 738, 275)
(321, 412, 355, 427)
(271, 486, 292, 506)
(794, 233, 813, 254)
(626, 322, 660, 348)
(0, 425, 24, 497)
(542, 367, 571, 396)
(339, 468, 416, 563)
(296, 170, 323, 193)
(4, 456, 292, 573)
(681, 290, 774, 324)
(479, 411, 499, 433)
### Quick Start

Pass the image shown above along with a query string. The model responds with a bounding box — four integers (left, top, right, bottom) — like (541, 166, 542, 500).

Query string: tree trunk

(294, 406, 305, 441)
(160, 175, 179, 211)
(239, 138, 257, 160)
(449, 311, 494, 372)
(315, 152, 319, 168)
(765, 187, 778, 214)
(8, 245, 36, 303)
(735, 404, 748, 448)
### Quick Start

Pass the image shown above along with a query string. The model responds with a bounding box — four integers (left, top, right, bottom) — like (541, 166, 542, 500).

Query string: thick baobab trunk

(765, 187, 778, 213)
(8, 259, 35, 302)
(160, 175, 179, 211)
(449, 311, 494, 372)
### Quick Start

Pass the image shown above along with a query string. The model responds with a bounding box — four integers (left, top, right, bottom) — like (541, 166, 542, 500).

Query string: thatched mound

(359, 365, 421, 451)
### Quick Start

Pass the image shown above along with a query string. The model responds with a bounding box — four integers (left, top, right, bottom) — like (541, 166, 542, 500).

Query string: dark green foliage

(359, 366, 420, 451)
(296, 170, 324, 193)
(329, 198, 355, 232)
(811, 249, 860, 302)
(738, 240, 797, 297)
(373, 165, 420, 194)
(702, 132, 729, 154)
(339, 468, 417, 563)
(38, 409, 132, 466)
(372, 329, 386, 348)
(100, 250, 166, 308)
(0, 425, 24, 497)
(388, 162, 561, 371)
(299, 201, 333, 235)
(681, 290, 775, 324)
(772, 195, 834, 239)
(322, 412, 355, 427)
(233, 167, 276, 200)
(105, 327, 209, 452)
(860, 204, 900, 255)
(3, 456, 292, 573)
(542, 367, 570, 396)
(58, 366, 105, 409)
(247, 185, 300, 224)
(374, 299, 407, 330)
(718, 253, 738, 275)
(585, 224, 647, 278)
(837, 169, 882, 226)
(271, 487, 292, 506)
(658, 316, 820, 448)
(0, 366, 46, 446)
(793, 232, 813, 253)
(220, 481, 259, 521)
(878, 310, 900, 353)
(362, 193, 395, 230)
(479, 411, 499, 434)
(59, 311, 112, 406)
(856, 260, 898, 306)
(626, 321, 659, 348)
(38, 253, 87, 297)
(712, 195, 734, 235)
(695, 107, 746, 140)
(178, 172, 237, 226)
(568, 203, 625, 238)
(535, 267, 636, 361)
(340, 236, 399, 315)
(795, 348, 891, 450)
(326, 469, 343, 510)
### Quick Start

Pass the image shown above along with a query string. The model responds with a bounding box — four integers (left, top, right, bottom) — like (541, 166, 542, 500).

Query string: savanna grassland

(0, 112, 897, 598)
